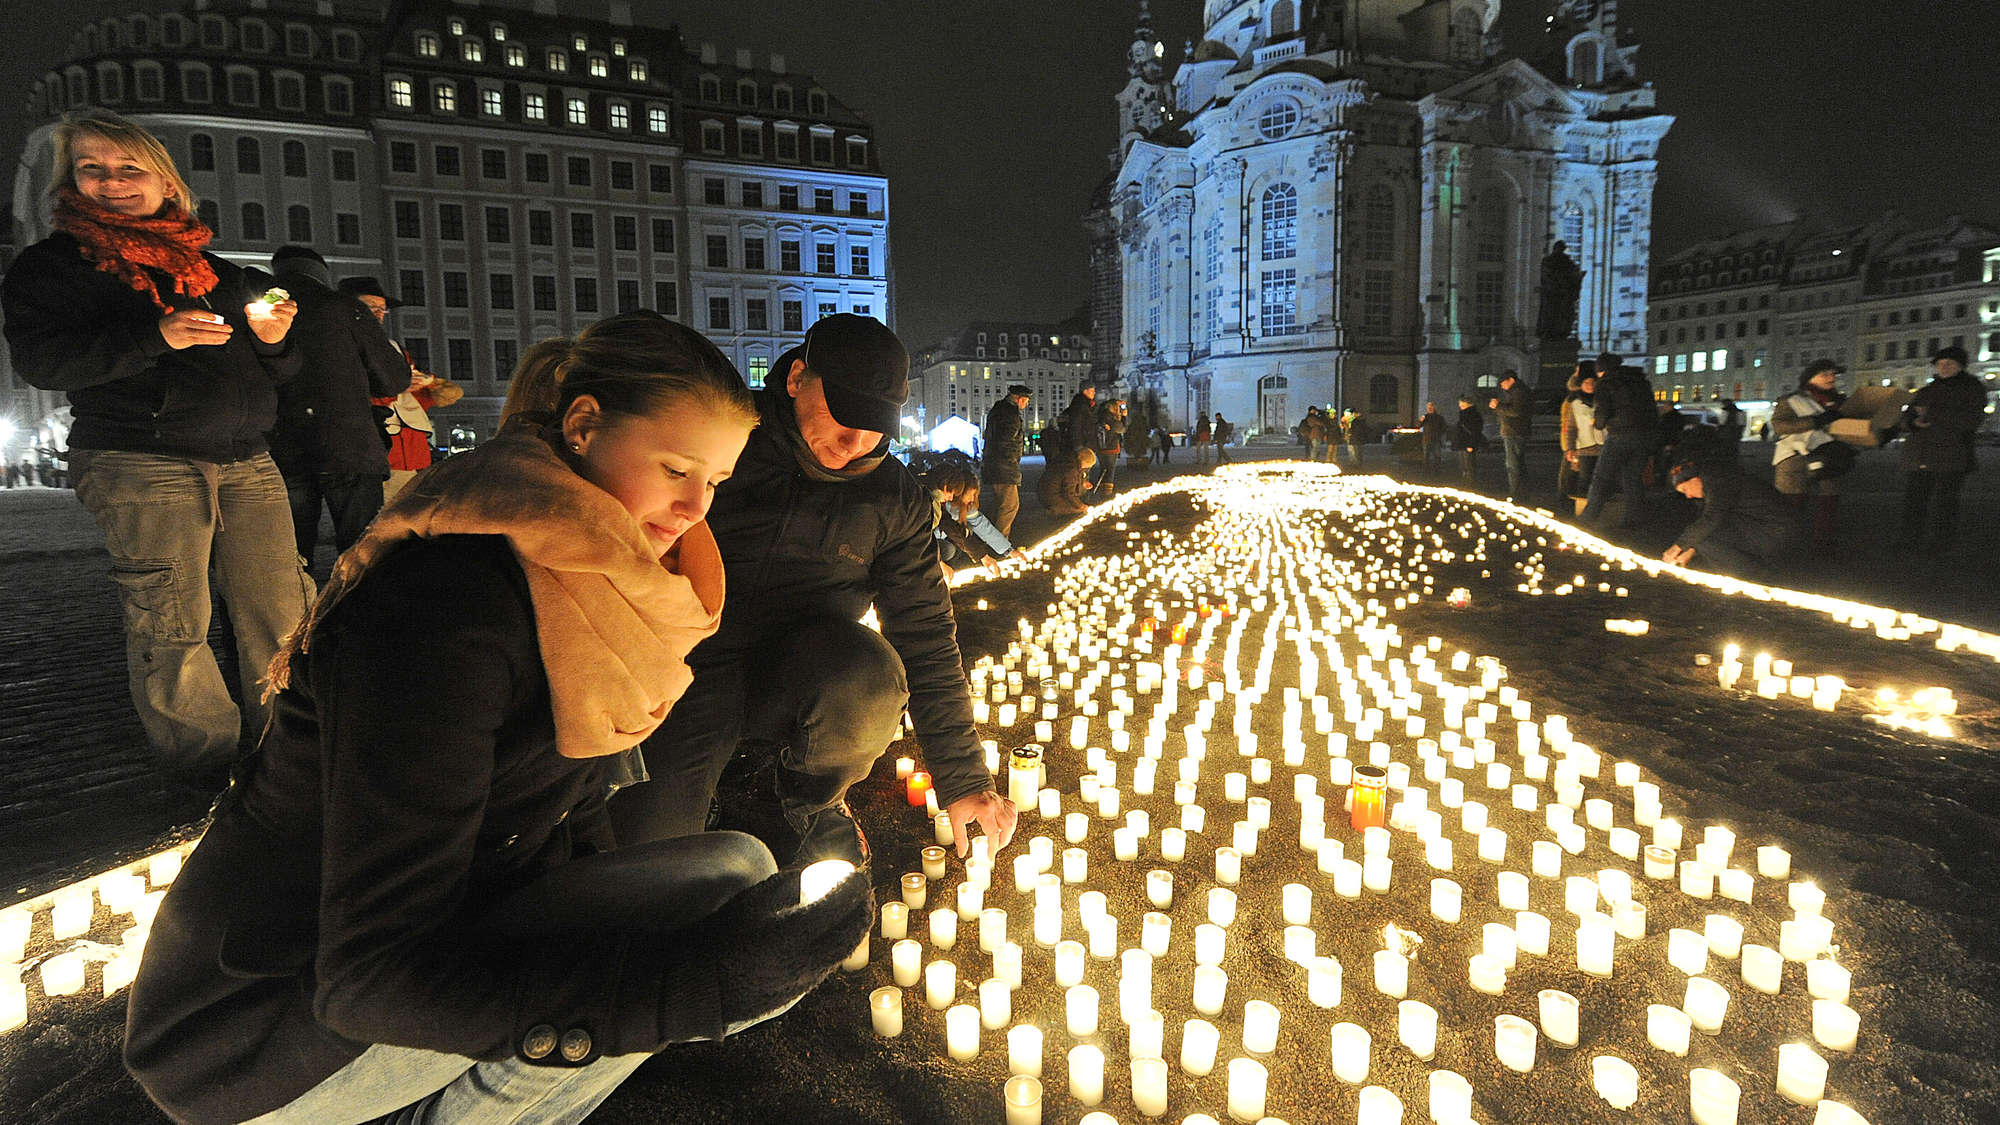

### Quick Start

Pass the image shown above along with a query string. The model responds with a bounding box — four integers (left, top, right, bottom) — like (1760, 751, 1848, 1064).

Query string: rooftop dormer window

(490, 24, 507, 41)
(547, 50, 568, 73)
(462, 39, 483, 63)
(416, 32, 440, 58)
(628, 59, 648, 82)
(448, 17, 465, 36)
(612, 38, 626, 56)
(573, 34, 588, 51)
(589, 55, 609, 78)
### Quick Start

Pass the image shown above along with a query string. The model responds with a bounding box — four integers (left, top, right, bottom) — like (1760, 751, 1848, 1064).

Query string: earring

(569, 440, 583, 452)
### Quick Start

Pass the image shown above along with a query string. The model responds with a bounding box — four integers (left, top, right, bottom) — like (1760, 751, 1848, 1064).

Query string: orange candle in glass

(907, 770, 934, 807)
(1350, 766, 1389, 832)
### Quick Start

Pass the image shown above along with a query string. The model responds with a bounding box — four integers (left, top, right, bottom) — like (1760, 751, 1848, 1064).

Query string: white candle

(1363, 854, 1393, 893)
(1612, 899, 1647, 941)
(1142, 911, 1172, 957)
(1718, 868, 1753, 903)
(995, 940, 1024, 989)
(1668, 928, 1710, 975)
(1181, 1018, 1221, 1076)
(149, 850, 183, 886)
(1679, 862, 1714, 900)
(1577, 919, 1614, 977)
(1468, 953, 1507, 995)
(946, 1003, 980, 1060)
(1131, 1055, 1169, 1118)
(1647, 1003, 1692, 1056)
(1009, 1022, 1043, 1076)
(1054, 940, 1086, 987)
(1333, 859, 1364, 898)
(925, 959, 956, 1010)
(1758, 845, 1792, 879)
(1004, 1074, 1042, 1125)
(1066, 984, 1100, 1036)
(1812, 999, 1859, 1053)
(1283, 924, 1316, 965)
(1494, 1014, 1538, 1073)
(1359, 1084, 1404, 1125)
(1514, 910, 1550, 956)
(1655, 818, 1684, 850)
(1690, 1067, 1740, 1125)
(1227, 1057, 1268, 1122)
(1703, 914, 1744, 959)
(1332, 1021, 1371, 1084)
(1215, 847, 1242, 885)
(870, 986, 903, 1037)
(881, 901, 909, 941)
(1195, 922, 1226, 966)
(1777, 1042, 1828, 1105)
(891, 939, 922, 986)
(1374, 950, 1408, 998)
(1063, 848, 1088, 885)
(1742, 943, 1784, 995)
(1130, 1007, 1165, 1060)
(1, 982, 26, 1035)
(1807, 958, 1851, 1003)
(1495, 871, 1529, 911)
(1430, 878, 1463, 924)
(51, 890, 91, 940)
(1539, 988, 1579, 1048)
(901, 872, 928, 909)
(1532, 840, 1563, 879)
(1564, 875, 1599, 916)
(1309, 956, 1342, 1008)
(1066, 812, 1090, 844)
(1208, 887, 1238, 927)
(1243, 999, 1280, 1055)
(1813, 1101, 1869, 1125)
(0, 908, 29, 962)
(1069, 1044, 1105, 1106)
(1192, 964, 1228, 1015)
(1398, 999, 1437, 1060)
(1482, 922, 1518, 970)
(1282, 883, 1312, 925)
(1592, 1054, 1639, 1110)
(930, 908, 958, 951)
(1683, 976, 1730, 1033)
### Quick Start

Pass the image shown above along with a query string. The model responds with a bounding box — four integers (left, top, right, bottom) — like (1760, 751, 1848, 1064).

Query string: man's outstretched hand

(946, 790, 1019, 859)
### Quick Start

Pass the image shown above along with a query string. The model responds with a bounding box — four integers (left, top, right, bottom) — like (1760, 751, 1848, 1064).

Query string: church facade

(1089, 0, 1672, 438)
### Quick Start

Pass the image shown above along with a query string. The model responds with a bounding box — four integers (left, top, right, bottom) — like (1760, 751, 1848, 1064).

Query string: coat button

(501, 834, 520, 849)
(521, 1024, 558, 1060)
(559, 1028, 593, 1063)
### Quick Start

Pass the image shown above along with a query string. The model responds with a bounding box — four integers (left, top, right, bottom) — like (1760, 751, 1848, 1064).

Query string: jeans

(242, 833, 777, 1125)
(1501, 435, 1527, 500)
(1901, 469, 1968, 553)
(981, 482, 1020, 541)
(611, 618, 912, 846)
(71, 450, 315, 779)
(285, 470, 387, 568)
(1458, 449, 1478, 485)
(1580, 434, 1655, 527)
(1423, 441, 1444, 477)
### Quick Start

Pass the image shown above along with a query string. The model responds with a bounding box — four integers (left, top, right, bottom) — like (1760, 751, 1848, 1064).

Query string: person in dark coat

(123, 312, 874, 1125)
(1899, 345, 1985, 554)
(1454, 396, 1485, 486)
(1418, 401, 1448, 477)
(1, 109, 309, 808)
(265, 246, 412, 572)
(1039, 447, 1096, 515)
(979, 383, 1030, 539)
(610, 315, 1018, 865)
(1193, 412, 1213, 465)
(1212, 412, 1234, 462)
(1579, 353, 1661, 528)
(1662, 455, 1802, 575)
(1488, 370, 1533, 501)
(1091, 396, 1127, 497)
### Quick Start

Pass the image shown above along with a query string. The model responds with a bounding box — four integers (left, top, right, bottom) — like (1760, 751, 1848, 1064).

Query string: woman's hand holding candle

(244, 294, 297, 344)
(157, 307, 233, 350)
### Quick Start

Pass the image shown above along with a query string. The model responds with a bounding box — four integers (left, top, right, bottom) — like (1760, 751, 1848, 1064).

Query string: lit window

(547, 50, 568, 72)
(589, 56, 608, 78)
(490, 23, 507, 41)
(447, 17, 464, 35)
(647, 106, 668, 133)
(1260, 184, 1297, 260)
(573, 35, 588, 51)
(481, 89, 502, 116)
(433, 82, 456, 112)
(611, 39, 626, 57)
(1710, 348, 1728, 370)
(415, 32, 440, 57)
(609, 103, 629, 129)
(461, 39, 482, 63)
(505, 44, 525, 67)
(629, 60, 648, 82)
(524, 93, 545, 120)
(566, 97, 588, 126)
(388, 78, 413, 109)
(1260, 269, 1298, 335)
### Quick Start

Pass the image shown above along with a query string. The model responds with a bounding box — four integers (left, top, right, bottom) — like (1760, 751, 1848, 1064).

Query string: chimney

(699, 41, 717, 65)
(608, 1, 632, 26)
(531, 0, 555, 15)
(735, 47, 753, 70)
(770, 53, 786, 73)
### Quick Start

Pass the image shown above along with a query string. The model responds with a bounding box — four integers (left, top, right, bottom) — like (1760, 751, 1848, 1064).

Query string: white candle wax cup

(1758, 845, 1793, 880)
(1655, 818, 1685, 850)
(1647, 1003, 1692, 1056)
(1226, 1056, 1268, 1122)
(1680, 862, 1715, 900)
(1192, 964, 1228, 1015)
(1131, 1055, 1170, 1118)
(870, 986, 903, 1037)
(1577, 919, 1615, 977)
(895, 755, 916, 780)
(1087, 913, 1118, 960)
(1373, 950, 1409, 998)
(1363, 854, 1393, 893)
(149, 850, 183, 886)
(1742, 943, 1784, 995)
(1003, 1074, 1042, 1125)
(1331, 1021, 1372, 1083)
(1532, 840, 1563, 879)
(1494, 1014, 1538, 1073)
(1215, 847, 1242, 885)
(1807, 958, 1852, 1003)
(1069, 1044, 1106, 1106)
(1514, 910, 1551, 956)
(1585, 798, 1613, 830)
(1181, 1018, 1221, 1077)
(1591, 1054, 1640, 1110)
(1008, 1022, 1043, 1077)
(1482, 921, 1518, 970)
(957, 882, 984, 922)
(1195, 923, 1226, 966)
(1791, 880, 1827, 916)
(925, 959, 957, 1010)
(1054, 940, 1086, 987)
(929, 908, 958, 951)
(1430, 878, 1463, 924)
(1668, 928, 1710, 975)
(1612, 899, 1647, 941)
(1066, 984, 1100, 1036)
(1242, 999, 1281, 1055)
(1778, 1042, 1829, 1105)
(1469, 952, 1507, 995)
(976, 975, 1013, 1030)
(1813, 998, 1860, 1052)
(1644, 845, 1677, 880)
(1281, 882, 1313, 926)
(1398, 999, 1438, 1060)
(1358, 1084, 1403, 1125)
(901, 872, 928, 910)
(1564, 875, 1599, 916)
(51, 890, 92, 940)
(41, 950, 86, 996)
(1597, 868, 1633, 905)
(1813, 1102, 1870, 1125)
(1309, 956, 1342, 1008)
(881, 901, 909, 941)
(1690, 1067, 1741, 1125)
(1426, 835, 1455, 871)
(1208, 887, 1238, 927)
(892, 939, 922, 987)
(1062, 848, 1088, 885)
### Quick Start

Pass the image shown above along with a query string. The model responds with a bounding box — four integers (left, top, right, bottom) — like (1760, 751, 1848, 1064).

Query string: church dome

(1190, 39, 1238, 63)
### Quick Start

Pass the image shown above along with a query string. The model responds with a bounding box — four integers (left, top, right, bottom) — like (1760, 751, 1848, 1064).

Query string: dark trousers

(284, 470, 385, 566)
(610, 618, 911, 847)
(1901, 469, 1968, 553)
(1458, 449, 1478, 484)
(982, 482, 1020, 541)
(1580, 435, 1654, 527)
(1501, 435, 1527, 500)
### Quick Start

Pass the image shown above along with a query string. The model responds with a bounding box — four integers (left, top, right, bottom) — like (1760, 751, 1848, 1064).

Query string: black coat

(1051, 392, 1098, 457)
(698, 389, 990, 807)
(980, 396, 1026, 485)
(1674, 469, 1801, 560)
(1454, 406, 1486, 452)
(1902, 372, 1985, 474)
(2, 232, 299, 463)
(124, 537, 728, 1125)
(266, 264, 410, 478)
(1593, 368, 1661, 439)
(1493, 381, 1533, 438)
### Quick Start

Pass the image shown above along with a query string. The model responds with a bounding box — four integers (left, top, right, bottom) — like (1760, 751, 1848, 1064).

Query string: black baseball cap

(336, 276, 406, 308)
(789, 314, 909, 432)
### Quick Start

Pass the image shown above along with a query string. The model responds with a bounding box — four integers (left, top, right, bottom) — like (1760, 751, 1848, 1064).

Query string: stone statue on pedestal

(1537, 241, 1584, 342)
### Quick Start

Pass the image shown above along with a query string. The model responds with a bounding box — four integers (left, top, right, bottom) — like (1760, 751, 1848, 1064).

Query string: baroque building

(1649, 213, 2000, 413)
(1089, 0, 1671, 437)
(5, 0, 888, 440)
(909, 320, 1091, 442)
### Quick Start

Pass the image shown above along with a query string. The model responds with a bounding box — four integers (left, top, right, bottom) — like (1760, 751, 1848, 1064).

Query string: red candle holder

(1350, 766, 1389, 832)
(906, 770, 933, 807)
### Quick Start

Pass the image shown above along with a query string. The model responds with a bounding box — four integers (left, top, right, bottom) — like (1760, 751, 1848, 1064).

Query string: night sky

(6, 1, 1997, 351)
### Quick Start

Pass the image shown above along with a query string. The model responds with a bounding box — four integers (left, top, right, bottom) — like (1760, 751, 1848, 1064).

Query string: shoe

(791, 800, 871, 869)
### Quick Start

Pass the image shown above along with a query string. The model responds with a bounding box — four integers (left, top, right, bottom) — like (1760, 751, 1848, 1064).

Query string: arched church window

(1475, 194, 1505, 262)
(1261, 184, 1297, 260)
(1561, 203, 1584, 256)
(1363, 185, 1395, 261)
(1149, 240, 1161, 300)
(1450, 6, 1484, 65)
(1268, 0, 1296, 37)
(1369, 374, 1399, 413)
(1569, 37, 1601, 85)
(1257, 100, 1300, 140)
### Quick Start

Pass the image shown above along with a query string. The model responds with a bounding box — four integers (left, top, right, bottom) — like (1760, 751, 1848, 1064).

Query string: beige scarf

(267, 432, 723, 758)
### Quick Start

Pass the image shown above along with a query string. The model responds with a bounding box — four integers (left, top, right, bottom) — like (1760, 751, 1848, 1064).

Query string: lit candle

(1777, 1042, 1828, 1105)
(1482, 922, 1518, 970)
(882, 902, 909, 941)
(1647, 1003, 1692, 1056)
(1054, 940, 1086, 987)
(925, 959, 956, 1010)
(1282, 883, 1313, 925)
(149, 850, 183, 886)
(41, 950, 86, 996)
(1812, 999, 1859, 1053)
(1066, 984, 1100, 1036)
(1374, 949, 1409, 998)
(1514, 910, 1551, 956)
(870, 986, 903, 1037)
(1679, 862, 1714, 900)
(1398, 999, 1437, 1061)
(1683, 976, 1730, 1034)
(1591, 1054, 1639, 1110)
(51, 889, 91, 940)
(906, 770, 933, 807)
(1, 982, 26, 1035)
(1214, 847, 1242, 885)
(1430, 878, 1463, 924)
(1243, 999, 1280, 1056)
(1757, 845, 1792, 879)
(1790, 880, 1827, 917)
(1532, 840, 1563, 879)
(1363, 854, 1393, 893)
(1690, 1067, 1740, 1125)
(1208, 887, 1238, 927)
(1494, 1014, 1538, 1073)
(1192, 964, 1228, 1016)
(1469, 953, 1507, 995)
(930, 908, 958, 951)
(935, 812, 956, 846)
(1576, 918, 1614, 978)
(1181, 1017, 1221, 1076)
(1009, 1022, 1043, 1076)
(1069, 1044, 1106, 1106)
(891, 939, 922, 987)
(1742, 943, 1784, 995)
(1807, 958, 1851, 1003)
(901, 872, 928, 910)
(1004, 1074, 1042, 1125)
(1668, 928, 1710, 975)
(1333, 858, 1364, 898)
(1539, 988, 1579, 1049)
(1309, 956, 1342, 1008)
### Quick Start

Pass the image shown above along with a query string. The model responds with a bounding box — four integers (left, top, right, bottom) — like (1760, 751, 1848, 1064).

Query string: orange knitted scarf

(51, 186, 218, 312)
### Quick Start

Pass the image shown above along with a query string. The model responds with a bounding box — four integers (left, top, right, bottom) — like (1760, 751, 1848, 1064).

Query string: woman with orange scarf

(124, 313, 873, 1125)
(2, 109, 309, 815)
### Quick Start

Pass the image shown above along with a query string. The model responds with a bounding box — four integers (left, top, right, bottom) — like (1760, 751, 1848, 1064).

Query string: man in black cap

(1662, 456, 1800, 575)
(1578, 352, 1661, 529)
(339, 277, 461, 504)
(265, 247, 410, 573)
(612, 314, 1019, 867)
(981, 383, 1032, 539)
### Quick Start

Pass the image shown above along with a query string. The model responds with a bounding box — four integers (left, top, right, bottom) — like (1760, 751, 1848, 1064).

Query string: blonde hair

(501, 312, 758, 436)
(50, 107, 197, 215)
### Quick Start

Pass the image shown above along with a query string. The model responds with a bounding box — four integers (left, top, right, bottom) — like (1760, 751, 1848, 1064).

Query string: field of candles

(4, 462, 1999, 1124)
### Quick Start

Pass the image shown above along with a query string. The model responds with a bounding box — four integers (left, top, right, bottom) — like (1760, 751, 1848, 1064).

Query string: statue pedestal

(1537, 337, 1580, 393)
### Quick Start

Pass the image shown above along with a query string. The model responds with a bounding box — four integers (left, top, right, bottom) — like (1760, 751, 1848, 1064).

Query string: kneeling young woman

(125, 312, 873, 1125)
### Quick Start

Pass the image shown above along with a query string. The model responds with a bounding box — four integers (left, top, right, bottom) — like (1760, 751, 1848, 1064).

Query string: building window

(286, 205, 311, 242)
(774, 86, 794, 111)
(816, 241, 836, 274)
(744, 236, 766, 269)
(848, 191, 869, 216)
(447, 338, 473, 379)
(709, 296, 732, 330)
(570, 212, 595, 248)
(701, 121, 724, 152)
(746, 297, 769, 331)
(630, 60, 649, 82)
(615, 279, 641, 313)
(566, 97, 588, 126)
(1472, 271, 1503, 336)
(400, 269, 425, 307)
(335, 212, 361, 245)
(1260, 184, 1298, 260)
(479, 148, 507, 179)
(780, 239, 801, 272)
(393, 200, 421, 239)
(1363, 269, 1392, 332)
(462, 39, 483, 63)
(195, 200, 219, 235)
(489, 274, 515, 310)
(614, 215, 637, 251)
(438, 204, 464, 241)
(651, 218, 675, 254)
(609, 103, 630, 129)
(1259, 269, 1298, 335)
(739, 123, 763, 156)
(333, 30, 360, 60)
(547, 50, 568, 73)
(484, 206, 511, 242)
(655, 281, 679, 315)
(434, 144, 461, 176)
(182, 65, 212, 103)
(532, 275, 557, 311)
(810, 132, 833, 163)
(135, 64, 162, 101)
(506, 44, 526, 67)
(189, 133, 214, 172)
(737, 79, 759, 105)
(706, 234, 729, 268)
(779, 185, 799, 210)
(742, 182, 764, 208)
(524, 93, 546, 121)
(528, 210, 553, 245)
(525, 152, 551, 183)
(610, 160, 635, 191)
(1257, 100, 1300, 140)
(814, 188, 835, 213)
(589, 55, 609, 78)
(240, 202, 267, 242)
(850, 245, 871, 276)
(236, 136, 262, 174)
(228, 70, 259, 106)
(649, 164, 673, 194)
(574, 278, 598, 312)
(567, 156, 591, 186)
(783, 299, 803, 331)
(481, 88, 503, 116)
(389, 140, 417, 173)
(273, 73, 304, 110)
(1364, 185, 1395, 261)
(495, 339, 519, 377)
(775, 128, 799, 161)
(703, 178, 726, 205)
(443, 272, 469, 308)
(699, 75, 720, 101)
(415, 32, 440, 57)
(1476, 197, 1506, 262)
(324, 76, 353, 114)
(808, 89, 828, 115)
(846, 137, 867, 166)
(648, 106, 669, 133)
(433, 82, 456, 112)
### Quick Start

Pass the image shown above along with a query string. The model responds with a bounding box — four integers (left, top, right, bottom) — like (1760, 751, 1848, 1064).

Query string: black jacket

(700, 390, 991, 807)
(266, 263, 410, 478)
(124, 537, 727, 1125)
(1593, 367, 1661, 439)
(1493, 381, 1533, 438)
(1418, 410, 1447, 442)
(1674, 468, 1801, 560)
(1454, 406, 1486, 452)
(980, 396, 1026, 485)
(1902, 372, 1985, 474)
(3, 231, 299, 463)
(1050, 392, 1097, 457)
